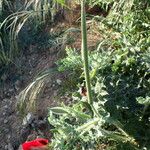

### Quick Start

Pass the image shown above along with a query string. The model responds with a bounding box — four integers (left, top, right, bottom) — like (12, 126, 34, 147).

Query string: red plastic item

(22, 138, 48, 150)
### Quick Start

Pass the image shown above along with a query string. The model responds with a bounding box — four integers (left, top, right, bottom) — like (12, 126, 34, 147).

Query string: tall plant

(16, 0, 150, 149)
(81, 0, 92, 105)
(81, 0, 104, 121)
(47, 0, 139, 149)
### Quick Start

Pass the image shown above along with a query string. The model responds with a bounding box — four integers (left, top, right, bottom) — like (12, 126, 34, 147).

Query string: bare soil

(0, 40, 67, 149)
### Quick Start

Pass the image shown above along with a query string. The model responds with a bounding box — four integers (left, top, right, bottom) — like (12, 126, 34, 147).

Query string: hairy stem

(81, 0, 93, 105)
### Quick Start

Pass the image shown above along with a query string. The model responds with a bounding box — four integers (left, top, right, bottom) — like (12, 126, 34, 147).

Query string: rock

(4, 129, 9, 133)
(9, 88, 14, 93)
(3, 99, 8, 102)
(4, 105, 8, 109)
(18, 145, 22, 150)
(6, 92, 11, 97)
(4, 119, 8, 124)
(7, 135, 11, 140)
(15, 80, 21, 91)
(7, 143, 14, 150)
(9, 101, 13, 105)
(56, 79, 62, 85)
(16, 111, 20, 115)
(22, 113, 34, 125)
(3, 112, 6, 116)
(15, 95, 19, 99)
(53, 91, 57, 97)
(8, 115, 13, 121)
(4, 145, 8, 150)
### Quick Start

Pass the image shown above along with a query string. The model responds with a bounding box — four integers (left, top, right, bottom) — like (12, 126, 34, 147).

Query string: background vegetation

(0, 0, 150, 150)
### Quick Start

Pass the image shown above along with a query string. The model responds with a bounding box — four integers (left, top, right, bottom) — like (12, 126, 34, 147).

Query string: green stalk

(81, 0, 104, 120)
(81, 0, 92, 105)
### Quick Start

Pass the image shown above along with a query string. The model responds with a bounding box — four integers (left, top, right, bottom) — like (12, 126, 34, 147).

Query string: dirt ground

(0, 43, 67, 149)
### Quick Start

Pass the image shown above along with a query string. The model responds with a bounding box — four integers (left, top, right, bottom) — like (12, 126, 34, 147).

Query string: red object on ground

(22, 138, 48, 150)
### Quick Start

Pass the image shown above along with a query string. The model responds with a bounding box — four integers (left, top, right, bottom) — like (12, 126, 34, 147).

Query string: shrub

(48, 1, 150, 149)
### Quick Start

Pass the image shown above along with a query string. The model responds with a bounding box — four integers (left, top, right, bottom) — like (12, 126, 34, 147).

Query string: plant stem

(81, 0, 93, 105)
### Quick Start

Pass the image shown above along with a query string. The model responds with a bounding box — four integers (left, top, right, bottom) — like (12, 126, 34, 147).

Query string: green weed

(15, 0, 150, 149)
(48, 1, 150, 150)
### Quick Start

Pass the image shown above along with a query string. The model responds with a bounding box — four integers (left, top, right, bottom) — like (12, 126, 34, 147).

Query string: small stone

(4, 105, 8, 109)
(6, 92, 11, 97)
(53, 91, 57, 97)
(9, 101, 13, 105)
(7, 135, 11, 139)
(18, 145, 22, 150)
(46, 95, 51, 99)
(7, 143, 14, 150)
(4, 119, 8, 124)
(56, 79, 62, 85)
(4, 129, 9, 133)
(8, 115, 13, 121)
(9, 88, 14, 92)
(22, 113, 33, 125)
(16, 111, 20, 115)
(3, 99, 8, 102)
(3, 112, 6, 116)
(15, 80, 21, 91)
(15, 95, 19, 99)
(1, 73, 8, 81)
(4, 145, 8, 149)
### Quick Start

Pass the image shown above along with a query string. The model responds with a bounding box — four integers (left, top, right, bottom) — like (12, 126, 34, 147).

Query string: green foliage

(48, 103, 133, 150)
(50, 47, 150, 149)
(86, 0, 113, 9)
(57, 47, 82, 72)
(17, 68, 58, 116)
(0, 0, 67, 80)
(48, 1, 150, 149)
(12, 0, 150, 149)
(137, 96, 150, 105)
